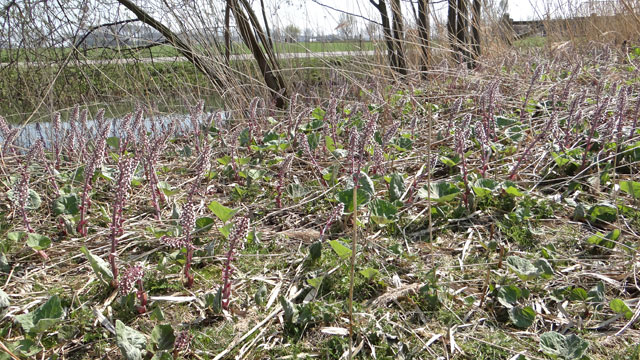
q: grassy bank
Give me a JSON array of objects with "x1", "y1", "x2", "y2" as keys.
[{"x1": 1, "y1": 41, "x2": 640, "y2": 359}]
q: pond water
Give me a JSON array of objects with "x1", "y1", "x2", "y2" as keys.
[{"x1": 1, "y1": 99, "x2": 225, "y2": 149}]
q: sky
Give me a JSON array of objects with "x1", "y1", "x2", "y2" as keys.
[{"x1": 266, "y1": 0, "x2": 591, "y2": 36}]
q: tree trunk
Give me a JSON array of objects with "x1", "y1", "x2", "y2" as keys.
[
  {"x1": 259, "y1": 0, "x2": 274, "y2": 49},
  {"x1": 390, "y1": 0, "x2": 407, "y2": 75},
  {"x1": 447, "y1": 0, "x2": 460, "y2": 63},
  {"x1": 470, "y1": 0, "x2": 481, "y2": 66},
  {"x1": 370, "y1": 0, "x2": 407, "y2": 75},
  {"x1": 116, "y1": 0, "x2": 223, "y2": 87},
  {"x1": 416, "y1": 0, "x2": 430, "y2": 76},
  {"x1": 456, "y1": 0, "x2": 470, "y2": 65},
  {"x1": 370, "y1": 0, "x2": 397, "y2": 70},
  {"x1": 224, "y1": 0, "x2": 231, "y2": 65},
  {"x1": 230, "y1": 0, "x2": 287, "y2": 108}
]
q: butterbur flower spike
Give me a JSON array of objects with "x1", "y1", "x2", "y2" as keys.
[
  {"x1": 119, "y1": 264, "x2": 147, "y2": 313},
  {"x1": 174, "y1": 331, "x2": 191, "y2": 353},
  {"x1": 221, "y1": 217, "x2": 250, "y2": 310},
  {"x1": 118, "y1": 264, "x2": 144, "y2": 296},
  {"x1": 321, "y1": 203, "x2": 344, "y2": 241}
]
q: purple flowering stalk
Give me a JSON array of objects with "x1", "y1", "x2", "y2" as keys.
[
  {"x1": 627, "y1": 93, "x2": 640, "y2": 142},
  {"x1": 275, "y1": 155, "x2": 293, "y2": 208},
  {"x1": 108, "y1": 157, "x2": 138, "y2": 285},
  {"x1": 455, "y1": 114, "x2": 471, "y2": 208},
  {"x1": 520, "y1": 65, "x2": 544, "y2": 124},
  {"x1": 12, "y1": 145, "x2": 48, "y2": 260},
  {"x1": 51, "y1": 112, "x2": 61, "y2": 169},
  {"x1": 118, "y1": 264, "x2": 147, "y2": 314},
  {"x1": 297, "y1": 133, "x2": 328, "y2": 187},
  {"x1": 405, "y1": 157, "x2": 438, "y2": 204},
  {"x1": 320, "y1": 203, "x2": 344, "y2": 241},
  {"x1": 562, "y1": 94, "x2": 585, "y2": 149},
  {"x1": 163, "y1": 144, "x2": 211, "y2": 288},
  {"x1": 509, "y1": 90, "x2": 559, "y2": 180},
  {"x1": 220, "y1": 217, "x2": 250, "y2": 310},
  {"x1": 140, "y1": 124, "x2": 174, "y2": 219},
  {"x1": 578, "y1": 96, "x2": 610, "y2": 172},
  {"x1": 190, "y1": 101, "x2": 205, "y2": 154},
  {"x1": 77, "y1": 110, "x2": 110, "y2": 236},
  {"x1": 613, "y1": 86, "x2": 629, "y2": 162},
  {"x1": 173, "y1": 331, "x2": 191, "y2": 357},
  {"x1": 29, "y1": 140, "x2": 60, "y2": 196},
  {"x1": 446, "y1": 98, "x2": 463, "y2": 135},
  {"x1": 247, "y1": 97, "x2": 264, "y2": 150},
  {"x1": 228, "y1": 127, "x2": 241, "y2": 181},
  {"x1": 476, "y1": 124, "x2": 491, "y2": 177},
  {"x1": 0, "y1": 115, "x2": 19, "y2": 154},
  {"x1": 65, "y1": 105, "x2": 79, "y2": 159}
]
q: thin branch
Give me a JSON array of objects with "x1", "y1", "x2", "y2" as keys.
[
  {"x1": 74, "y1": 19, "x2": 140, "y2": 49},
  {"x1": 311, "y1": 0, "x2": 382, "y2": 26}
]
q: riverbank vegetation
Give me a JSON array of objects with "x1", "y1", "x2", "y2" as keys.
[{"x1": 1, "y1": 1, "x2": 640, "y2": 359}]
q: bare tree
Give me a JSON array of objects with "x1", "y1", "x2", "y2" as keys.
[
  {"x1": 414, "y1": 0, "x2": 431, "y2": 75},
  {"x1": 336, "y1": 13, "x2": 357, "y2": 40},
  {"x1": 370, "y1": 0, "x2": 407, "y2": 75},
  {"x1": 284, "y1": 24, "x2": 300, "y2": 42},
  {"x1": 448, "y1": 0, "x2": 481, "y2": 68}
]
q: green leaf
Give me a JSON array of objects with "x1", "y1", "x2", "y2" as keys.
[
  {"x1": 417, "y1": 182, "x2": 461, "y2": 203},
  {"x1": 26, "y1": 233, "x2": 51, "y2": 251},
  {"x1": 106, "y1": 137, "x2": 120, "y2": 149},
  {"x1": 149, "y1": 324, "x2": 175, "y2": 352},
  {"x1": 27, "y1": 189, "x2": 42, "y2": 210},
  {"x1": 497, "y1": 285, "x2": 522, "y2": 308},
  {"x1": 149, "y1": 307, "x2": 164, "y2": 321},
  {"x1": 309, "y1": 241, "x2": 322, "y2": 260},
  {"x1": 14, "y1": 339, "x2": 40, "y2": 357},
  {"x1": 311, "y1": 107, "x2": 325, "y2": 121},
  {"x1": 534, "y1": 258, "x2": 554, "y2": 279},
  {"x1": 80, "y1": 247, "x2": 114, "y2": 285},
  {"x1": 337, "y1": 188, "x2": 371, "y2": 212},
  {"x1": 508, "y1": 306, "x2": 536, "y2": 329},
  {"x1": 388, "y1": 173, "x2": 405, "y2": 202},
  {"x1": 195, "y1": 217, "x2": 215, "y2": 232},
  {"x1": 219, "y1": 223, "x2": 233, "y2": 238},
  {"x1": 587, "y1": 203, "x2": 617, "y2": 224},
  {"x1": 7, "y1": 231, "x2": 26, "y2": 242},
  {"x1": 506, "y1": 256, "x2": 540, "y2": 280},
  {"x1": 569, "y1": 288, "x2": 588, "y2": 301},
  {"x1": 116, "y1": 320, "x2": 147, "y2": 360},
  {"x1": 586, "y1": 229, "x2": 620, "y2": 249},
  {"x1": 619, "y1": 181, "x2": 640, "y2": 198},
  {"x1": 15, "y1": 296, "x2": 64, "y2": 334},
  {"x1": 328, "y1": 240, "x2": 352, "y2": 259},
  {"x1": 439, "y1": 155, "x2": 460, "y2": 167},
  {"x1": 356, "y1": 172, "x2": 375, "y2": 195},
  {"x1": 52, "y1": 193, "x2": 79, "y2": 216},
  {"x1": 286, "y1": 183, "x2": 309, "y2": 199},
  {"x1": 157, "y1": 181, "x2": 179, "y2": 196},
  {"x1": 587, "y1": 282, "x2": 605, "y2": 304},
  {"x1": 280, "y1": 296, "x2": 298, "y2": 324},
  {"x1": 207, "y1": 201, "x2": 238, "y2": 223},
  {"x1": 370, "y1": 198, "x2": 397, "y2": 224},
  {"x1": 610, "y1": 298, "x2": 633, "y2": 320},
  {"x1": 254, "y1": 284, "x2": 268, "y2": 306},
  {"x1": 472, "y1": 178, "x2": 498, "y2": 197},
  {"x1": 359, "y1": 267, "x2": 379, "y2": 280},
  {"x1": 204, "y1": 288, "x2": 223, "y2": 314},
  {"x1": 0, "y1": 289, "x2": 9, "y2": 317},
  {"x1": 539, "y1": 331, "x2": 589, "y2": 360},
  {"x1": 307, "y1": 276, "x2": 324, "y2": 290}
]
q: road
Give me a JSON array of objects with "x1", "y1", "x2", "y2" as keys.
[{"x1": 0, "y1": 50, "x2": 376, "y2": 68}]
